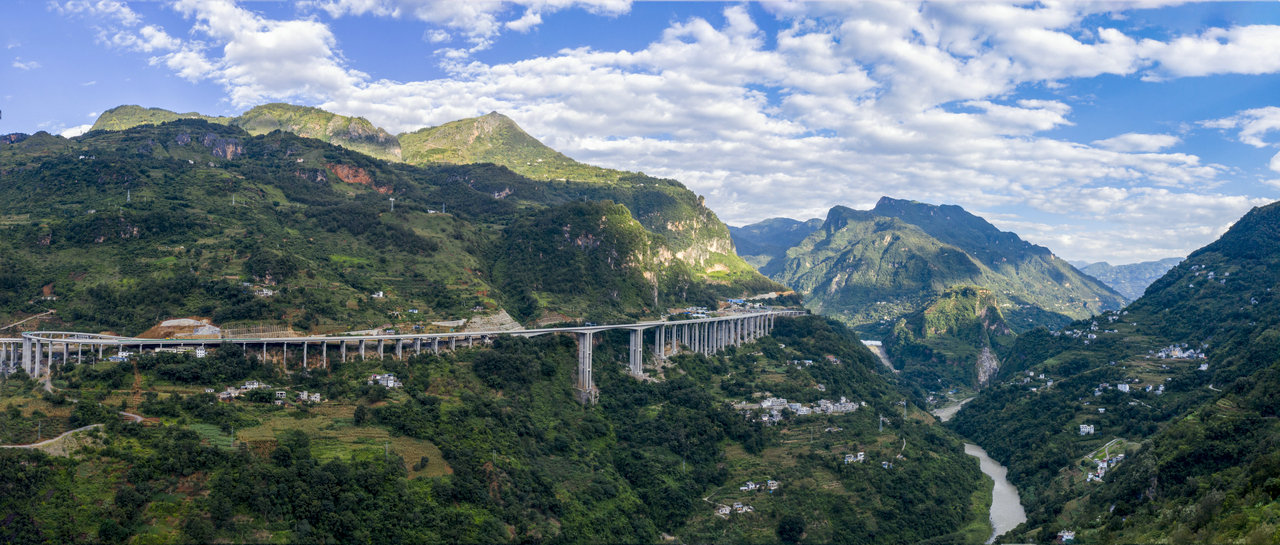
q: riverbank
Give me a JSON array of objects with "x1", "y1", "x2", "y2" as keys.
[
  {"x1": 931, "y1": 396, "x2": 973, "y2": 422},
  {"x1": 965, "y1": 442, "x2": 1027, "y2": 544},
  {"x1": 932, "y1": 398, "x2": 1026, "y2": 544}
]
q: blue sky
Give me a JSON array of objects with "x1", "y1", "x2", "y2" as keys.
[{"x1": 6, "y1": 1, "x2": 1280, "y2": 264}]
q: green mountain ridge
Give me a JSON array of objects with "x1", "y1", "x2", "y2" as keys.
[
  {"x1": 0, "y1": 118, "x2": 773, "y2": 334},
  {"x1": 1075, "y1": 257, "x2": 1184, "y2": 301},
  {"x1": 88, "y1": 104, "x2": 760, "y2": 289},
  {"x1": 756, "y1": 198, "x2": 1125, "y2": 332},
  {"x1": 728, "y1": 217, "x2": 823, "y2": 270},
  {"x1": 886, "y1": 286, "x2": 1016, "y2": 390},
  {"x1": 951, "y1": 199, "x2": 1280, "y2": 543}
]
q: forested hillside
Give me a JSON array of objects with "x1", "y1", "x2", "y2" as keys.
[
  {"x1": 88, "y1": 104, "x2": 761, "y2": 291},
  {"x1": 950, "y1": 200, "x2": 1280, "y2": 543},
  {"x1": 0, "y1": 118, "x2": 776, "y2": 334},
  {"x1": 731, "y1": 198, "x2": 1123, "y2": 394},
  {"x1": 0, "y1": 316, "x2": 989, "y2": 544}
]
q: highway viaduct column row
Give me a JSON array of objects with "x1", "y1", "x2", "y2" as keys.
[
  {"x1": 572, "y1": 311, "x2": 793, "y2": 404},
  {"x1": 14, "y1": 311, "x2": 796, "y2": 405}
]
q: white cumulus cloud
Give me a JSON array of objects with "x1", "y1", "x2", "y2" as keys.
[
  {"x1": 1092, "y1": 133, "x2": 1182, "y2": 153},
  {"x1": 47, "y1": 0, "x2": 1280, "y2": 263},
  {"x1": 59, "y1": 124, "x2": 92, "y2": 138}
]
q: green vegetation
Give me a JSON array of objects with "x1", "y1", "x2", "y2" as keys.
[
  {"x1": 0, "y1": 114, "x2": 775, "y2": 334},
  {"x1": 731, "y1": 197, "x2": 1125, "y2": 398},
  {"x1": 885, "y1": 286, "x2": 1016, "y2": 391},
  {"x1": 762, "y1": 199, "x2": 1124, "y2": 333},
  {"x1": 951, "y1": 200, "x2": 1280, "y2": 543},
  {"x1": 1, "y1": 316, "x2": 988, "y2": 544},
  {"x1": 83, "y1": 104, "x2": 772, "y2": 303}
]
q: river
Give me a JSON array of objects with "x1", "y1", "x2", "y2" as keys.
[{"x1": 932, "y1": 400, "x2": 1027, "y2": 544}]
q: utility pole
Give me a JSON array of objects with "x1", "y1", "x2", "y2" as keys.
[{"x1": 389, "y1": 197, "x2": 395, "y2": 212}]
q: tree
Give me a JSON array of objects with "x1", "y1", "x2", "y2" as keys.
[
  {"x1": 354, "y1": 405, "x2": 370, "y2": 426},
  {"x1": 181, "y1": 516, "x2": 214, "y2": 544},
  {"x1": 778, "y1": 514, "x2": 805, "y2": 544}
]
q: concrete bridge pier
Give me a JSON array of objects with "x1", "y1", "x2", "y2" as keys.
[
  {"x1": 576, "y1": 331, "x2": 598, "y2": 404},
  {"x1": 653, "y1": 326, "x2": 665, "y2": 359},
  {"x1": 628, "y1": 329, "x2": 644, "y2": 378}
]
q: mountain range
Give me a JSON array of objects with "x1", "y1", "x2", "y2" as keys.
[
  {"x1": 0, "y1": 103, "x2": 996, "y2": 545},
  {"x1": 1073, "y1": 258, "x2": 1185, "y2": 301},
  {"x1": 730, "y1": 198, "x2": 1125, "y2": 391},
  {"x1": 733, "y1": 198, "x2": 1125, "y2": 332},
  {"x1": 1, "y1": 105, "x2": 777, "y2": 335},
  {"x1": 951, "y1": 200, "x2": 1280, "y2": 543}
]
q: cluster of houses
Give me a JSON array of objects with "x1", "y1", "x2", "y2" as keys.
[
  {"x1": 739, "y1": 480, "x2": 780, "y2": 492},
  {"x1": 749, "y1": 396, "x2": 862, "y2": 424},
  {"x1": 1093, "y1": 379, "x2": 1164, "y2": 397},
  {"x1": 671, "y1": 306, "x2": 711, "y2": 318},
  {"x1": 1151, "y1": 344, "x2": 1206, "y2": 360},
  {"x1": 1079, "y1": 424, "x2": 1095, "y2": 435},
  {"x1": 369, "y1": 373, "x2": 403, "y2": 388},
  {"x1": 844, "y1": 452, "x2": 866, "y2": 464},
  {"x1": 217, "y1": 380, "x2": 270, "y2": 400},
  {"x1": 215, "y1": 380, "x2": 322, "y2": 405},
  {"x1": 241, "y1": 282, "x2": 276, "y2": 298},
  {"x1": 1012, "y1": 370, "x2": 1055, "y2": 392},
  {"x1": 785, "y1": 355, "x2": 843, "y2": 369},
  {"x1": 714, "y1": 503, "x2": 755, "y2": 517},
  {"x1": 1190, "y1": 265, "x2": 1229, "y2": 286},
  {"x1": 1085, "y1": 453, "x2": 1125, "y2": 483}
]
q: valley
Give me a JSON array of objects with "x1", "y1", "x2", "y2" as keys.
[
  {"x1": 0, "y1": 106, "x2": 989, "y2": 544},
  {"x1": 2, "y1": 101, "x2": 1278, "y2": 545}
]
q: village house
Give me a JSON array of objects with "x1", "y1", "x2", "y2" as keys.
[{"x1": 369, "y1": 373, "x2": 402, "y2": 388}]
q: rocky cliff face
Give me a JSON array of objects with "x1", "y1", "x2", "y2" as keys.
[{"x1": 976, "y1": 346, "x2": 999, "y2": 386}]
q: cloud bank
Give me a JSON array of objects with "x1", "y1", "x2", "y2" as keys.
[{"x1": 50, "y1": 0, "x2": 1280, "y2": 263}]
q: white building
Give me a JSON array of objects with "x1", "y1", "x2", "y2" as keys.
[{"x1": 369, "y1": 373, "x2": 402, "y2": 388}]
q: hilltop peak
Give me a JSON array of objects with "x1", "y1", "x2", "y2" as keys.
[{"x1": 398, "y1": 111, "x2": 574, "y2": 171}]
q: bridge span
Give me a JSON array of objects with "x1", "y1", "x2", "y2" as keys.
[{"x1": 0, "y1": 310, "x2": 804, "y2": 403}]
